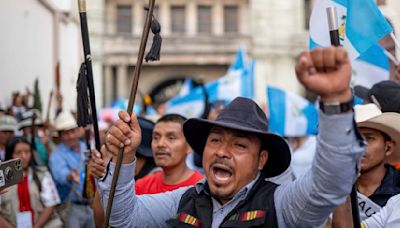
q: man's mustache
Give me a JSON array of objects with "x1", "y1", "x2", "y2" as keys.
[{"x1": 209, "y1": 158, "x2": 234, "y2": 172}]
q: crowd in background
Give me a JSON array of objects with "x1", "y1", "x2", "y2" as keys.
[{"x1": 0, "y1": 76, "x2": 399, "y2": 227}]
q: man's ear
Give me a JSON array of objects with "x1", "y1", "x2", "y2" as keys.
[
  {"x1": 186, "y1": 144, "x2": 193, "y2": 154},
  {"x1": 385, "y1": 141, "x2": 395, "y2": 157},
  {"x1": 258, "y1": 150, "x2": 269, "y2": 171}
]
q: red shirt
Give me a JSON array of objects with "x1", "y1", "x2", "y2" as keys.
[
  {"x1": 135, "y1": 171, "x2": 204, "y2": 195},
  {"x1": 17, "y1": 176, "x2": 34, "y2": 223},
  {"x1": 394, "y1": 162, "x2": 400, "y2": 171}
]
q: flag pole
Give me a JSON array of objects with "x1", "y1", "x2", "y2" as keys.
[
  {"x1": 383, "y1": 49, "x2": 399, "y2": 66},
  {"x1": 327, "y1": 7, "x2": 361, "y2": 228},
  {"x1": 390, "y1": 32, "x2": 400, "y2": 52},
  {"x1": 326, "y1": 7, "x2": 340, "y2": 47},
  {"x1": 104, "y1": 0, "x2": 157, "y2": 226}
]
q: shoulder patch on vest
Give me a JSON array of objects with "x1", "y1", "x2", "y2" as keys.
[
  {"x1": 229, "y1": 210, "x2": 266, "y2": 221},
  {"x1": 175, "y1": 212, "x2": 201, "y2": 228}
]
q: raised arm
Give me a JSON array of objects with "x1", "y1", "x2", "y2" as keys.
[
  {"x1": 274, "y1": 47, "x2": 366, "y2": 227},
  {"x1": 96, "y1": 112, "x2": 187, "y2": 227}
]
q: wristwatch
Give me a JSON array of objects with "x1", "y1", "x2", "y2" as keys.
[{"x1": 319, "y1": 96, "x2": 354, "y2": 115}]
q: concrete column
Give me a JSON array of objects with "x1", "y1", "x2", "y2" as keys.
[
  {"x1": 159, "y1": 1, "x2": 170, "y2": 36},
  {"x1": 106, "y1": 2, "x2": 116, "y2": 35},
  {"x1": 213, "y1": 0, "x2": 223, "y2": 36},
  {"x1": 186, "y1": 0, "x2": 197, "y2": 36},
  {"x1": 104, "y1": 65, "x2": 113, "y2": 106},
  {"x1": 239, "y1": 1, "x2": 249, "y2": 35},
  {"x1": 133, "y1": 1, "x2": 143, "y2": 36},
  {"x1": 116, "y1": 65, "x2": 128, "y2": 98},
  {"x1": 251, "y1": 0, "x2": 306, "y2": 104}
]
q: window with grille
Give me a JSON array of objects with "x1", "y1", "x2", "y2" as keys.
[
  {"x1": 224, "y1": 5, "x2": 239, "y2": 33},
  {"x1": 198, "y1": 5, "x2": 212, "y2": 34},
  {"x1": 376, "y1": 0, "x2": 386, "y2": 6},
  {"x1": 171, "y1": 6, "x2": 186, "y2": 33},
  {"x1": 116, "y1": 5, "x2": 132, "y2": 33}
]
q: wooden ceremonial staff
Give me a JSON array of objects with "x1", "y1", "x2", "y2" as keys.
[
  {"x1": 45, "y1": 90, "x2": 53, "y2": 127},
  {"x1": 31, "y1": 112, "x2": 37, "y2": 154},
  {"x1": 77, "y1": 0, "x2": 101, "y2": 151},
  {"x1": 104, "y1": 0, "x2": 157, "y2": 226},
  {"x1": 327, "y1": 7, "x2": 361, "y2": 228}
]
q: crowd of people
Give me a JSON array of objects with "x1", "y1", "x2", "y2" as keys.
[{"x1": 0, "y1": 47, "x2": 399, "y2": 228}]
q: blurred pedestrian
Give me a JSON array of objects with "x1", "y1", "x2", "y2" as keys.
[
  {"x1": 0, "y1": 136, "x2": 62, "y2": 228},
  {"x1": 0, "y1": 115, "x2": 18, "y2": 161},
  {"x1": 49, "y1": 112, "x2": 94, "y2": 228}
]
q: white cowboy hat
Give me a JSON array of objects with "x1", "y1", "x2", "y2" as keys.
[
  {"x1": 55, "y1": 111, "x2": 78, "y2": 131},
  {"x1": 355, "y1": 103, "x2": 400, "y2": 155},
  {"x1": 18, "y1": 109, "x2": 44, "y2": 130},
  {"x1": 0, "y1": 115, "x2": 18, "y2": 132}
]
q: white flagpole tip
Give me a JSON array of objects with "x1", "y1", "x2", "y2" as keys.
[
  {"x1": 383, "y1": 49, "x2": 399, "y2": 66},
  {"x1": 390, "y1": 32, "x2": 400, "y2": 52}
]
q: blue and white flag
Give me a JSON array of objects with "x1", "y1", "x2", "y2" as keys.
[
  {"x1": 351, "y1": 44, "x2": 390, "y2": 88},
  {"x1": 267, "y1": 86, "x2": 318, "y2": 137},
  {"x1": 166, "y1": 47, "x2": 254, "y2": 118},
  {"x1": 109, "y1": 98, "x2": 142, "y2": 114},
  {"x1": 177, "y1": 78, "x2": 194, "y2": 97},
  {"x1": 228, "y1": 45, "x2": 246, "y2": 72},
  {"x1": 165, "y1": 89, "x2": 206, "y2": 118},
  {"x1": 310, "y1": 0, "x2": 392, "y2": 60}
]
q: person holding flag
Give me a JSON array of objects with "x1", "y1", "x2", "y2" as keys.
[{"x1": 331, "y1": 103, "x2": 400, "y2": 225}]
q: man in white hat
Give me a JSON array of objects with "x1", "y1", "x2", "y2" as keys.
[
  {"x1": 49, "y1": 111, "x2": 95, "y2": 228},
  {"x1": 332, "y1": 103, "x2": 400, "y2": 225},
  {"x1": 0, "y1": 115, "x2": 17, "y2": 160}
]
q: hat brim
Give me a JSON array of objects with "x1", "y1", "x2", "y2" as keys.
[
  {"x1": 357, "y1": 112, "x2": 400, "y2": 155},
  {"x1": 137, "y1": 147, "x2": 153, "y2": 158},
  {"x1": 18, "y1": 119, "x2": 44, "y2": 130},
  {"x1": 183, "y1": 118, "x2": 291, "y2": 177},
  {"x1": 354, "y1": 85, "x2": 369, "y2": 101}
]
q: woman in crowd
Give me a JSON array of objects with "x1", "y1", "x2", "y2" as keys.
[{"x1": 0, "y1": 136, "x2": 63, "y2": 228}]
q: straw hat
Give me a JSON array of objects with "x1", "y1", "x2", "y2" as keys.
[
  {"x1": 355, "y1": 103, "x2": 400, "y2": 155},
  {"x1": 0, "y1": 115, "x2": 18, "y2": 132},
  {"x1": 18, "y1": 109, "x2": 43, "y2": 129},
  {"x1": 54, "y1": 112, "x2": 78, "y2": 131}
]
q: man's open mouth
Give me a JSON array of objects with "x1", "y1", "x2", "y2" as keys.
[{"x1": 212, "y1": 164, "x2": 233, "y2": 184}]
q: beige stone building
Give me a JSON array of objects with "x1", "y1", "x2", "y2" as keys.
[
  {"x1": 99, "y1": 0, "x2": 400, "y2": 108},
  {"x1": 250, "y1": 0, "x2": 309, "y2": 104},
  {"x1": 102, "y1": 0, "x2": 251, "y2": 107}
]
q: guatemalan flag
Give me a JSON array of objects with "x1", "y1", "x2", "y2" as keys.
[
  {"x1": 177, "y1": 78, "x2": 194, "y2": 97},
  {"x1": 351, "y1": 44, "x2": 390, "y2": 88},
  {"x1": 166, "y1": 47, "x2": 254, "y2": 118},
  {"x1": 309, "y1": 0, "x2": 392, "y2": 60},
  {"x1": 267, "y1": 86, "x2": 318, "y2": 137}
]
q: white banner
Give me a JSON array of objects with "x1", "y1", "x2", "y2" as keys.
[{"x1": 357, "y1": 192, "x2": 382, "y2": 221}]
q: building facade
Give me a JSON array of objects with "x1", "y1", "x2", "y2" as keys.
[
  {"x1": 102, "y1": 0, "x2": 251, "y2": 107},
  {"x1": 101, "y1": 0, "x2": 399, "y2": 109},
  {"x1": 251, "y1": 0, "x2": 309, "y2": 105},
  {"x1": 0, "y1": 0, "x2": 81, "y2": 119}
]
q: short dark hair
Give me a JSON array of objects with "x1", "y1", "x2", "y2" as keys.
[
  {"x1": 379, "y1": 130, "x2": 392, "y2": 142},
  {"x1": 5, "y1": 136, "x2": 31, "y2": 161},
  {"x1": 156, "y1": 114, "x2": 187, "y2": 125},
  {"x1": 5, "y1": 136, "x2": 43, "y2": 191}
]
